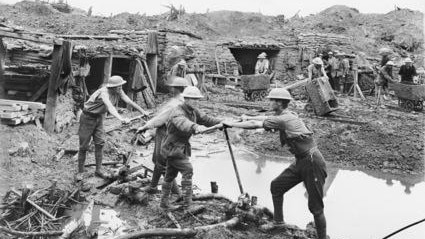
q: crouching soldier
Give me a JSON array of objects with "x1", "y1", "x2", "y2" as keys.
[
  {"x1": 223, "y1": 88, "x2": 328, "y2": 239},
  {"x1": 136, "y1": 77, "x2": 189, "y2": 197},
  {"x1": 160, "y1": 86, "x2": 222, "y2": 210},
  {"x1": 78, "y1": 75, "x2": 148, "y2": 178}
]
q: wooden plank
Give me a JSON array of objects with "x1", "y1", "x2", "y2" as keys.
[
  {"x1": 1, "y1": 117, "x2": 21, "y2": 125},
  {"x1": 56, "y1": 34, "x2": 121, "y2": 40},
  {"x1": 141, "y1": 59, "x2": 156, "y2": 95},
  {"x1": 0, "y1": 110, "x2": 30, "y2": 119},
  {"x1": 0, "y1": 30, "x2": 61, "y2": 45},
  {"x1": 0, "y1": 105, "x2": 23, "y2": 111},
  {"x1": 146, "y1": 31, "x2": 158, "y2": 54},
  {"x1": 43, "y1": 43, "x2": 65, "y2": 133},
  {"x1": 103, "y1": 53, "x2": 113, "y2": 86},
  {"x1": 29, "y1": 80, "x2": 49, "y2": 101},
  {"x1": 0, "y1": 99, "x2": 45, "y2": 110}
]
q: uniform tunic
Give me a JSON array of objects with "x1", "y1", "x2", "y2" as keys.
[
  {"x1": 78, "y1": 87, "x2": 120, "y2": 150},
  {"x1": 161, "y1": 104, "x2": 221, "y2": 182},
  {"x1": 263, "y1": 110, "x2": 327, "y2": 216}
]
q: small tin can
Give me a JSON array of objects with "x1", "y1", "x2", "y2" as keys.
[{"x1": 210, "y1": 181, "x2": 218, "y2": 193}]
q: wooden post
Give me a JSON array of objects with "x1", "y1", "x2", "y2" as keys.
[
  {"x1": 127, "y1": 59, "x2": 136, "y2": 110},
  {"x1": 146, "y1": 54, "x2": 158, "y2": 93},
  {"x1": 102, "y1": 53, "x2": 113, "y2": 86},
  {"x1": 0, "y1": 37, "x2": 6, "y2": 99},
  {"x1": 214, "y1": 46, "x2": 221, "y2": 75},
  {"x1": 43, "y1": 43, "x2": 65, "y2": 133}
]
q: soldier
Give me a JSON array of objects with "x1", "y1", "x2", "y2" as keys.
[
  {"x1": 159, "y1": 86, "x2": 222, "y2": 210},
  {"x1": 77, "y1": 76, "x2": 148, "y2": 178},
  {"x1": 307, "y1": 57, "x2": 328, "y2": 80},
  {"x1": 255, "y1": 52, "x2": 270, "y2": 75},
  {"x1": 136, "y1": 77, "x2": 189, "y2": 197},
  {"x1": 399, "y1": 58, "x2": 417, "y2": 84},
  {"x1": 376, "y1": 61, "x2": 395, "y2": 103},
  {"x1": 223, "y1": 88, "x2": 328, "y2": 239}
]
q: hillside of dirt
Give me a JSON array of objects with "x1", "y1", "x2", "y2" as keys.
[{"x1": 0, "y1": 2, "x2": 423, "y2": 61}]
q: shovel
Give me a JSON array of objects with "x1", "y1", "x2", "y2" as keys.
[{"x1": 223, "y1": 127, "x2": 251, "y2": 208}]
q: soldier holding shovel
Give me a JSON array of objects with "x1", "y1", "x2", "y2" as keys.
[{"x1": 223, "y1": 88, "x2": 328, "y2": 239}]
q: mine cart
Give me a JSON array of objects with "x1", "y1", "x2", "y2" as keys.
[
  {"x1": 240, "y1": 74, "x2": 270, "y2": 101},
  {"x1": 389, "y1": 82, "x2": 425, "y2": 111},
  {"x1": 305, "y1": 77, "x2": 339, "y2": 116}
]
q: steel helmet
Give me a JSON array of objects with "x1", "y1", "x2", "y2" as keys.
[
  {"x1": 167, "y1": 76, "x2": 189, "y2": 87},
  {"x1": 181, "y1": 86, "x2": 204, "y2": 99},
  {"x1": 404, "y1": 58, "x2": 413, "y2": 63},
  {"x1": 106, "y1": 75, "x2": 126, "y2": 88},
  {"x1": 312, "y1": 57, "x2": 323, "y2": 65},
  {"x1": 386, "y1": 61, "x2": 395, "y2": 66},
  {"x1": 266, "y1": 88, "x2": 293, "y2": 100}
]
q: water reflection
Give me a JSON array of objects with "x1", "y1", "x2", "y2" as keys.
[{"x1": 191, "y1": 151, "x2": 425, "y2": 239}]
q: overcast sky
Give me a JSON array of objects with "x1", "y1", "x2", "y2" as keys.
[{"x1": 0, "y1": 0, "x2": 424, "y2": 16}]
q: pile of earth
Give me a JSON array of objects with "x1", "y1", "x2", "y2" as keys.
[{"x1": 0, "y1": 2, "x2": 422, "y2": 64}]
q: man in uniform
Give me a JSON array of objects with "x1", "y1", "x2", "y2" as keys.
[
  {"x1": 327, "y1": 52, "x2": 339, "y2": 90},
  {"x1": 376, "y1": 61, "x2": 396, "y2": 103},
  {"x1": 255, "y1": 52, "x2": 270, "y2": 75},
  {"x1": 136, "y1": 77, "x2": 189, "y2": 197},
  {"x1": 223, "y1": 88, "x2": 328, "y2": 239},
  {"x1": 78, "y1": 75, "x2": 148, "y2": 178},
  {"x1": 307, "y1": 57, "x2": 328, "y2": 80},
  {"x1": 160, "y1": 86, "x2": 222, "y2": 210},
  {"x1": 399, "y1": 58, "x2": 417, "y2": 84}
]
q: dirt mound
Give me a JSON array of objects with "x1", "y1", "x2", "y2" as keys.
[{"x1": 14, "y1": 0, "x2": 59, "y2": 16}]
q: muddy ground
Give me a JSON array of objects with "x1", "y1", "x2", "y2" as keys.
[{"x1": 1, "y1": 84, "x2": 423, "y2": 238}]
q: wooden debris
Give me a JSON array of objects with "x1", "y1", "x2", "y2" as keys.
[
  {"x1": 52, "y1": 149, "x2": 65, "y2": 161},
  {"x1": 0, "y1": 226, "x2": 63, "y2": 237},
  {"x1": 166, "y1": 212, "x2": 181, "y2": 229},
  {"x1": 193, "y1": 193, "x2": 234, "y2": 203},
  {"x1": 113, "y1": 228, "x2": 197, "y2": 239},
  {"x1": 10, "y1": 188, "x2": 56, "y2": 220}
]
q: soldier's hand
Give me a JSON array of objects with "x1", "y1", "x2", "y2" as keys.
[
  {"x1": 222, "y1": 120, "x2": 233, "y2": 128},
  {"x1": 136, "y1": 125, "x2": 148, "y2": 134},
  {"x1": 195, "y1": 125, "x2": 208, "y2": 134},
  {"x1": 121, "y1": 118, "x2": 131, "y2": 125}
]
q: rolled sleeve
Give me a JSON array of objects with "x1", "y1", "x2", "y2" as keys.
[{"x1": 263, "y1": 116, "x2": 285, "y2": 131}]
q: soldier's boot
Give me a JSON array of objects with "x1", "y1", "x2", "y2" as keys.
[
  {"x1": 171, "y1": 179, "x2": 183, "y2": 202},
  {"x1": 160, "y1": 181, "x2": 180, "y2": 211},
  {"x1": 181, "y1": 179, "x2": 194, "y2": 210},
  {"x1": 94, "y1": 145, "x2": 108, "y2": 179},
  {"x1": 259, "y1": 196, "x2": 285, "y2": 231},
  {"x1": 314, "y1": 212, "x2": 327, "y2": 239},
  {"x1": 77, "y1": 150, "x2": 87, "y2": 174},
  {"x1": 141, "y1": 165, "x2": 162, "y2": 194}
]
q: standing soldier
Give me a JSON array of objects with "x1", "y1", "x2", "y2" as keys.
[
  {"x1": 160, "y1": 86, "x2": 222, "y2": 210},
  {"x1": 136, "y1": 77, "x2": 189, "y2": 197},
  {"x1": 327, "y1": 52, "x2": 339, "y2": 90},
  {"x1": 376, "y1": 61, "x2": 395, "y2": 103},
  {"x1": 223, "y1": 88, "x2": 328, "y2": 239},
  {"x1": 77, "y1": 76, "x2": 148, "y2": 178}
]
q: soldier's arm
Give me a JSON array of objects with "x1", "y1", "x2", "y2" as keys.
[
  {"x1": 119, "y1": 89, "x2": 148, "y2": 115},
  {"x1": 196, "y1": 110, "x2": 222, "y2": 127},
  {"x1": 100, "y1": 91, "x2": 124, "y2": 121}
]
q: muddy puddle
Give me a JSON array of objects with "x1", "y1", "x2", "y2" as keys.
[{"x1": 190, "y1": 151, "x2": 425, "y2": 239}]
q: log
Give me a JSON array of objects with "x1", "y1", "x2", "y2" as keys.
[
  {"x1": 141, "y1": 60, "x2": 156, "y2": 94},
  {"x1": 0, "y1": 29, "x2": 61, "y2": 45},
  {"x1": 113, "y1": 228, "x2": 197, "y2": 239},
  {"x1": 195, "y1": 217, "x2": 239, "y2": 231},
  {"x1": 43, "y1": 43, "x2": 65, "y2": 133},
  {"x1": 103, "y1": 53, "x2": 113, "y2": 86},
  {"x1": 193, "y1": 194, "x2": 233, "y2": 203},
  {"x1": 0, "y1": 99, "x2": 45, "y2": 110},
  {"x1": 56, "y1": 35, "x2": 121, "y2": 40},
  {"x1": 0, "y1": 226, "x2": 63, "y2": 237},
  {"x1": 10, "y1": 188, "x2": 56, "y2": 220},
  {"x1": 84, "y1": 161, "x2": 122, "y2": 167}
]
